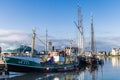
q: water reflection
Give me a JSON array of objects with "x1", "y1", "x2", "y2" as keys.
[
  {"x1": 0, "y1": 59, "x2": 105, "y2": 80},
  {"x1": 3, "y1": 57, "x2": 120, "y2": 80},
  {"x1": 86, "y1": 65, "x2": 98, "y2": 80},
  {"x1": 5, "y1": 72, "x2": 80, "y2": 80},
  {"x1": 1, "y1": 64, "x2": 102, "y2": 80},
  {"x1": 110, "y1": 56, "x2": 120, "y2": 67}
]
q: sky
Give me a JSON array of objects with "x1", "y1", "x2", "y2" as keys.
[{"x1": 0, "y1": 0, "x2": 120, "y2": 51}]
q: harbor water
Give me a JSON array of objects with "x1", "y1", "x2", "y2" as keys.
[{"x1": 1, "y1": 56, "x2": 120, "y2": 80}]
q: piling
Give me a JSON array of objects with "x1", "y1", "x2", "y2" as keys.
[{"x1": 0, "y1": 58, "x2": 9, "y2": 75}]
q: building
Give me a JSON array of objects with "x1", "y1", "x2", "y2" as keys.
[{"x1": 110, "y1": 48, "x2": 120, "y2": 56}]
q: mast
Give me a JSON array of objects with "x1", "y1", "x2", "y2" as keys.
[
  {"x1": 77, "y1": 5, "x2": 84, "y2": 55},
  {"x1": 31, "y1": 28, "x2": 36, "y2": 56},
  {"x1": 78, "y1": 6, "x2": 81, "y2": 55},
  {"x1": 46, "y1": 29, "x2": 48, "y2": 53},
  {"x1": 91, "y1": 15, "x2": 95, "y2": 54},
  {"x1": 69, "y1": 40, "x2": 73, "y2": 55}
]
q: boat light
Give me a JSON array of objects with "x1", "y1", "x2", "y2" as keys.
[{"x1": 46, "y1": 67, "x2": 49, "y2": 70}]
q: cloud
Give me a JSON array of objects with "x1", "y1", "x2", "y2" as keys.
[
  {"x1": 0, "y1": 29, "x2": 67, "y2": 49},
  {"x1": 0, "y1": 29, "x2": 31, "y2": 41},
  {"x1": 0, "y1": 29, "x2": 120, "y2": 52},
  {"x1": 96, "y1": 36, "x2": 120, "y2": 47},
  {"x1": 83, "y1": 36, "x2": 120, "y2": 52},
  {"x1": 90, "y1": 36, "x2": 120, "y2": 52},
  {"x1": 0, "y1": 29, "x2": 32, "y2": 49}
]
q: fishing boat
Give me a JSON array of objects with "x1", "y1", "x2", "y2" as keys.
[
  {"x1": 3, "y1": 56, "x2": 77, "y2": 72},
  {"x1": 85, "y1": 15, "x2": 104, "y2": 65},
  {"x1": 3, "y1": 29, "x2": 78, "y2": 73},
  {"x1": 74, "y1": 6, "x2": 87, "y2": 66}
]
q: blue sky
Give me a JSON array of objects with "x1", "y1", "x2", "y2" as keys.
[{"x1": 0, "y1": 0, "x2": 120, "y2": 51}]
